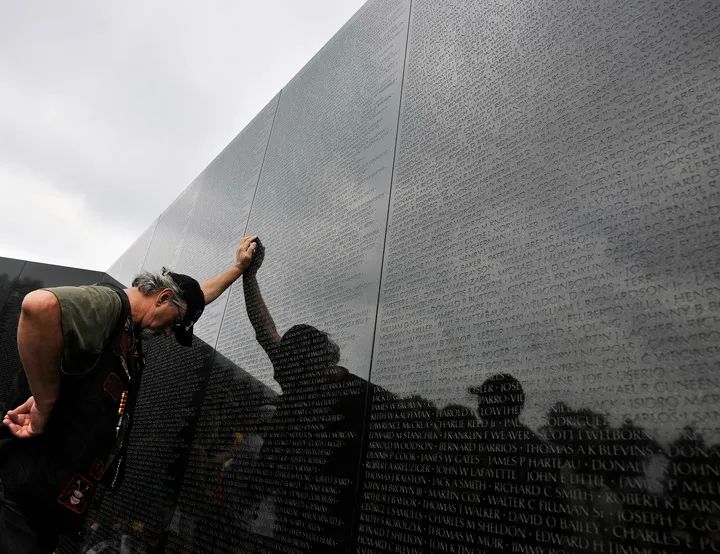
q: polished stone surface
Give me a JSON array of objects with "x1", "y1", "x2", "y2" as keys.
[
  {"x1": 357, "y1": 1, "x2": 720, "y2": 552},
  {"x1": 0, "y1": 256, "x2": 25, "y2": 311},
  {"x1": 2, "y1": 0, "x2": 718, "y2": 552}
]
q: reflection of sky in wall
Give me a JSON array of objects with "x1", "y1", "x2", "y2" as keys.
[
  {"x1": 0, "y1": 0, "x2": 366, "y2": 270},
  {"x1": 210, "y1": 0, "x2": 409, "y2": 392},
  {"x1": 366, "y1": 0, "x2": 720, "y2": 447}
]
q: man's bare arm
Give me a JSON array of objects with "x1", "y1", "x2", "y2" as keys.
[
  {"x1": 242, "y1": 239, "x2": 280, "y2": 351},
  {"x1": 200, "y1": 236, "x2": 258, "y2": 305},
  {"x1": 2, "y1": 289, "x2": 63, "y2": 438}
]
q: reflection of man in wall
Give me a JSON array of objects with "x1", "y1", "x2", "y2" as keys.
[
  {"x1": 0, "y1": 236, "x2": 258, "y2": 554},
  {"x1": 469, "y1": 373, "x2": 569, "y2": 552},
  {"x1": 242, "y1": 240, "x2": 365, "y2": 553}
]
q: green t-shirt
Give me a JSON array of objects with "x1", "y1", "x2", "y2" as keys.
[{"x1": 46, "y1": 285, "x2": 122, "y2": 358}]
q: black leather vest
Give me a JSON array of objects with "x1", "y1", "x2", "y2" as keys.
[{"x1": 0, "y1": 285, "x2": 143, "y2": 535}]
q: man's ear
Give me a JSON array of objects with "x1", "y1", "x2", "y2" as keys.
[{"x1": 156, "y1": 289, "x2": 173, "y2": 306}]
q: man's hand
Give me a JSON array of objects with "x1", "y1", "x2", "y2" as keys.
[
  {"x1": 201, "y1": 236, "x2": 261, "y2": 305},
  {"x1": 3, "y1": 396, "x2": 49, "y2": 438},
  {"x1": 243, "y1": 238, "x2": 265, "y2": 276},
  {"x1": 234, "y1": 235, "x2": 259, "y2": 274}
]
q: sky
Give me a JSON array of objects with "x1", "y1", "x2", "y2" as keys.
[{"x1": 0, "y1": 0, "x2": 366, "y2": 271}]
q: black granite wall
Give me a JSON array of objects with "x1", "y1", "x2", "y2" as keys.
[{"x1": 1, "y1": 0, "x2": 719, "y2": 552}]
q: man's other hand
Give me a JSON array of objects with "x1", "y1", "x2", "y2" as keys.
[
  {"x1": 3, "y1": 395, "x2": 49, "y2": 438},
  {"x1": 235, "y1": 235, "x2": 259, "y2": 274}
]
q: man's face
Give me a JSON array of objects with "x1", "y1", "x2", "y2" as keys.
[{"x1": 140, "y1": 290, "x2": 185, "y2": 340}]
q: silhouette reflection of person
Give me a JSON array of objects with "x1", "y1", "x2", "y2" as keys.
[
  {"x1": 467, "y1": 374, "x2": 571, "y2": 553},
  {"x1": 241, "y1": 240, "x2": 365, "y2": 553}
]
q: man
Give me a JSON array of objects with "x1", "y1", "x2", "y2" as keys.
[{"x1": 0, "y1": 235, "x2": 258, "y2": 553}]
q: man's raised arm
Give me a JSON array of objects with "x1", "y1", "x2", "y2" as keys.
[
  {"x1": 200, "y1": 235, "x2": 258, "y2": 305},
  {"x1": 242, "y1": 240, "x2": 281, "y2": 352},
  {"x1": 3, "y1": 290, "x2": 64, "y2": 438}
]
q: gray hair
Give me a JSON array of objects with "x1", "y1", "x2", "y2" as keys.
[{"x1": 131, "y1": 267, "x2": 187, "y2": 312}]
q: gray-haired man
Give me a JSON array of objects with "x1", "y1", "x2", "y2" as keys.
[{"x1": 0, "y1": 236, "x2": 258, "y2": 553}]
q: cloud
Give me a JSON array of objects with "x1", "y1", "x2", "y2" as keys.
[
  {"x1": 0, "y1": 163, "x2": 135, "y2": 269},
  {"x1": 0, "y1": 0, "x2": 366, "y2": 270}
]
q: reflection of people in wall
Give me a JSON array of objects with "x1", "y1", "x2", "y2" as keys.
[
  {"x1": 542, "y1": 403, "x2": 720, "y2": 553},
  {"x1": 0, "y1": 237, "x2": 258, "y2": 554},
  {"x1": 242, "y1": 240, "x2": 365, "y2": 553}
]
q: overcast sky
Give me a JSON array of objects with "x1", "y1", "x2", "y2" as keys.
[{"x1": 0, "y1": 0, "x2": 366, "y2": 271}]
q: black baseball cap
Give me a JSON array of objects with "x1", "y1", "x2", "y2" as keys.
[{"x1": 167, "y1": 271, "x2": 205, "y2": 347}]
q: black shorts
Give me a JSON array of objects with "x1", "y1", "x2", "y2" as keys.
[{"x1": 0, "y1": 483, "x2": 59, "y2": 554}]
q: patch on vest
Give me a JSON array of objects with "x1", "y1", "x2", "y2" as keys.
[
  {"x1": 103, "y1": 373, "x2": 124, "y2": 402},
  {"x1": 58, "y1": 474, "x2": 93, "y2": 514},
  {"x1": 90, "y1": 458, "x2": 104, "y2": 480}
]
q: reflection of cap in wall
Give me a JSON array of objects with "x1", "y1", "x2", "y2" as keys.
[
  {"x1": 167, "y1": 272, "x2": 205, "y2": 347},
  {"x1": 468, "y1": 373, "x2": 525, "y2": 419}
]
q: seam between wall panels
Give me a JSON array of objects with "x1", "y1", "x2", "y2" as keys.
[
  {"x1": 157, "y1": 91, "x2": 282, "y2": 553},
  {"x1": 139, "y1": 219, "x2": 159, "y2": 273},
  {"x1": 242, "y1": 90, "x2": 283, "y2": 241},
  {"x1": 348, "y1": 0, "x2": 414, "y2": 551},
  {"x1": 212, "y1": 87, "x2": 283, "y2": 355}
]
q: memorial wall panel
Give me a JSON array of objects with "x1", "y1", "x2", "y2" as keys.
[
  {"x1": 357, "y1": 1, "x2": 720, "y2": 553},
  {"x1": 141, "y1": 180, "x2": 202, "y2": 275},
  {"x1": 173, "y1": 94, "x2": 280, "y2": 346},
  {"x1": 168, "y1": 0, "x2": 410, "y2": 551}
]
